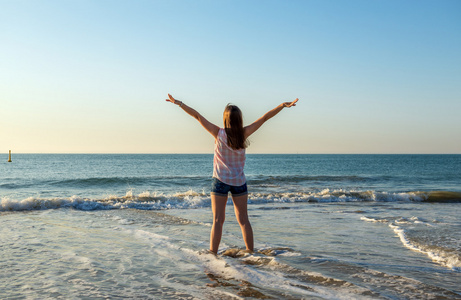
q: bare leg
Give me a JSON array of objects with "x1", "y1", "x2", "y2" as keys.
[
  {"x1": 232, "y1": 194, "x2": 254, "y2": 252},
  {"x1": 210, "y1": 194, "x2": 228, "y2": 254}
]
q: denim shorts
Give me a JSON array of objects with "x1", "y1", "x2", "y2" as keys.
[{"x1": 211, "y1": 178, "x2": 248, "y2": 197}]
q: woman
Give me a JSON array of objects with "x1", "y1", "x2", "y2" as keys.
[{"x1": 166, "y1": 94, "x2": 298, "y2": 254}]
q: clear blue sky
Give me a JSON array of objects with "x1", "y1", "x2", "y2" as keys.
[{"x1": 1, "y1": 0, "x2": 460, "y2": 153}]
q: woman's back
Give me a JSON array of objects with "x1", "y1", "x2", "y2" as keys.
[{"x1": 213, "y1": 128, "x2": 246, "y2": 186}]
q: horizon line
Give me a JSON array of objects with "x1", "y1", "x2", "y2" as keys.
[{"x1": 4, "y1": 152, "x2": 461, "y2": 155}]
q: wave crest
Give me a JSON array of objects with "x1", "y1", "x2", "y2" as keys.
[{"x1": 1, "y1": 190, "x2": 459, "y2": 212}]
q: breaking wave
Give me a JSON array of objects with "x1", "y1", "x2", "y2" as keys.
[{"x1": 1, "y1": 190, "x2": 460, "y2": 212}]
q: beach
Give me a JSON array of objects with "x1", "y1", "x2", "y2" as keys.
[{"x1": 1, "y1": 154, "x2": 460, "y2": 299}]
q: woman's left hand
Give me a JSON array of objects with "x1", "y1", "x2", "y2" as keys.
[{"x1": 282, "y1": 98, "x2": 298, "y2": 108}]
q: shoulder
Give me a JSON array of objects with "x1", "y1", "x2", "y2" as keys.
[{"x1": 216, "y1": 128, "x2": 225, "y2": 141}]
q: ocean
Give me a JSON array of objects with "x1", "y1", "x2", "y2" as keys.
[{"x1": 1, "y1": 154, "x2": 460, "y2": 299}]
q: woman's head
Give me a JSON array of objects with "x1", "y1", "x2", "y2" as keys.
[
  {"x1": 223, "y1": 105, "x2": 243, "y2": 129},
  {"x1": 223, "y1": 104, "x2": 248, "y2": 150}
]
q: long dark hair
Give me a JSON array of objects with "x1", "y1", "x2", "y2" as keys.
[{"x1": 223, "y1": 104, "x2": 248, "y2": 150}]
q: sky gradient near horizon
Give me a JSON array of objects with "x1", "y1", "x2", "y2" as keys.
[{"x1": 1, "y1": 0, "x2": 460, "y2": 154}]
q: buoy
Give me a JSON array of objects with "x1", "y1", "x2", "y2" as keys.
[{"x1": 7, "y1": 150, "x2": 12, "y2": 162}]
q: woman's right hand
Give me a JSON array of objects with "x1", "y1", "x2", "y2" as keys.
[
  {"x1": 165, "y1": 94, "x2": 182, "y2": 106},
  {"x1": 282, "y1": 98, "x2": 299, "y2": 108}
]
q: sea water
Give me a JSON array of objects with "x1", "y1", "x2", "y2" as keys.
[{"x1": 1, "y1": 154, "x2": 460, "y2": 299}]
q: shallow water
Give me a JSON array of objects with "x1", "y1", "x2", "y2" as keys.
[{"x1": 1, "y1": 154, "x2": 460, "y2": 299}]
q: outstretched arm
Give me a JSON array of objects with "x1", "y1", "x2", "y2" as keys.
[
  {"x1": 166, "y1": 94, "x2": 220, "y2": 139},
  {"x1": 244, "y1": 98, "x2": 298, "y2": 139}
]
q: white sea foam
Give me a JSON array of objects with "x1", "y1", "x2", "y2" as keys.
[
  {"x1": 138, "y1": 191, "x2": 152, "y2": 198},
  {"x1": 176, "y1": 247, "x2": 375, "y2": 299},
  {"x1": 249, "y1": 189, "x2": 428, "y2": 204},
  {"x1": 360, "y1": 216, "x2": 389, "y2": 223},
  {"x1": 359, "y1": 214, "x2": 461, "y2": 272},
  {"x1": 0, "y1": 195, "x2": 85, "y2": 211},
  {"x1": 278, "y1": 251, "x2": 302, "y2": 257},
  {"x1": 389, "y1": 223, "x2": 461, "y2": 271}
]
